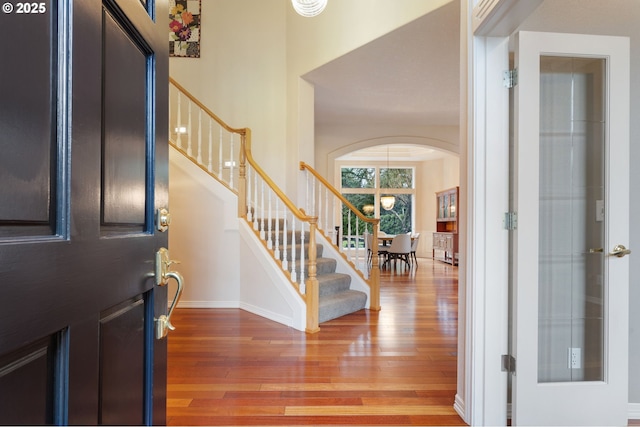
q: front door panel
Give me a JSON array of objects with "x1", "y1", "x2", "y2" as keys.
[{"x1": 0, "y1": 0, "x2": 169, "y2": 424}]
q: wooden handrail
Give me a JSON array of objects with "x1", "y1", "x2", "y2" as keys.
[
  {"x1": 299, "y1": 161, "x2": 379, "y2": 227},
  {"x1": 245, "y1": 141, "x2": 315, "y2": 223},
  {"x1": 169, "y1": 77, "x2": 247, "y2": 136},
  {"x1": 169, "y1": 77, "x2": 324, "y2": 332},
  {"x1": 299, "y1": 161, "x2": 380, "y2": 311}
]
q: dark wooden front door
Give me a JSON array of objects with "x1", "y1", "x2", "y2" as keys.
[{"x1": 0, "y1": 0, "x2": 169, "y2": 424}]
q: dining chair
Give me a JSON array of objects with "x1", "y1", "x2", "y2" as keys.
[
  {"x1": 365, "y1": 233, "x2": 373, "y2": 265},
  {"x1": 410, "y1": 233, "x2": 420, "y2": 265},
  {"x1": 386, "y1": 233, "x2": 412, "y2": 270},
  {"x1": 366, "y1": 233, "x2": 388, "y2": 267}
]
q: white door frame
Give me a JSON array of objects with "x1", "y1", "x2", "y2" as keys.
[
  {"x1": 459, "y1": 0, "x2": 542, "y2": 425},
  {"x1": 462, "y1": 1, "x2": 632, "y2": 425}
]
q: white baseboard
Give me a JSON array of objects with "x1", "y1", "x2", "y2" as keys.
[
  {"x1": 177, "y1": 300, "x2": 239, "y2": 308},
  {"x1": 505, "y1": 402, "x2": 638, "y2": 422},
  {"x1": 239, "y1": 301, "x2": 296, "y2": 328},
  {"x1": 454, "y1": 393, "x2": 466, "y2": 422},
  {"x1": 176, "y1": 301, "x2": 296, "y2": 329},
  {"x1": 629, "y1": 402, "x2": 640, "y2": 420}
]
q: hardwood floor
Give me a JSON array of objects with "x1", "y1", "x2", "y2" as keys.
[{"x1": 167, "y1": 257, "x2": 466, "y2": 426}]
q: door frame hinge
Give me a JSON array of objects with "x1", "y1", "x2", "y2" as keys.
[
  {"x1": 504, "y1": 212, "x2": 518, "y2": 230},
  {"x1": 503, "y1": 68, "x2": 518, "y2": 88},
  {"x1": 502, "y1": 354, "x2": 516, "y2": 373}
]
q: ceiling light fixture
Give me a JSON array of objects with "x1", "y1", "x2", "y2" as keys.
[
  {"x1": 380, "y1": 145, "x2": 396, "y2": 211},
  {"x1": 291, "y1": 0, "x2": 327, "y2": 17}
]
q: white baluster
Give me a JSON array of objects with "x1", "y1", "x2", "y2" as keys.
[
  {"x1": 260, "y1": 180, "x2": 265, "y2": 240},
  {"x1": 246, "y1": 166, "x2": 253, "y2": 222},
  {"x1": 176, "y1": 92, "x2": 182, "y2": 149},
  {"x1": 196, "y1": 110, "x2": 202, "y2": 164},
  {"x1": 253, "y1": 168, "x2": 259, "y2": 230},
  {"x1": 317, "y1": 181, "x2": 327, "y2": 230},
  {"x1": 355, "y1": 217, "x2": 361, "y2": 269},
  {"x1": 218, "y1": 129, "x2": 223, "y2": 180},
  {"x1": 267, "y1": 190, "x2": 273, "y2": 250},
  {"x1": 347, "y1": 205, "x2": 352, "y2": 257},
  {"x1": 324, "y1": 188, "x2": 329, "y2": 234},
  {"x1": 282, "y1": 209, "x2": 289, "y2": 271},
  {"x1": 229, "y1": 134, "x2": 234, "y2": 188},
  {"x1": 187, "y1": 101, "x2": 192, "y2": 156},
  {"x1": 290, "y1": 214, "x2": 297, "y2": 284},
  {"x1": 207, "y1": 118, "x2": 213, "y2": 172},
  {"x1": 332, "y1": 200, "x2": 337, "y2": 249},
  {"x1": 299, "y1": 220, "x2": 305, "y2": 292},
  {"x1": 304, "y1": 173, "x2": 310, "y2": 214},
  {"x1": 312, "y1": 177, "x2": 316, "y2": 217},
  {"x1": 274, "y1": 199, "x2": 281, "y2": 260}
]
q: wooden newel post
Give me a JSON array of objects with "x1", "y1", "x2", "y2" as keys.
[
  {"x1": 369, "y1": 224, "x2": 381, "y2": 311},
  {"x1": 305, "y1": 219, "x2": 320, "y2": 333}
]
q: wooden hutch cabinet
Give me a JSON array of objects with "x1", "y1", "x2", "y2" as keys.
[{"x1": 432, "y1": 186, "x2": 458, "y2": 265}]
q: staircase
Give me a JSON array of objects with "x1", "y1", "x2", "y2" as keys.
[
  {"x1": 169, "y1": 77, "x2": 380, "y2": 332},
  {"x1": 268, "y1": 224, "x2": 367, "y2": 323}
]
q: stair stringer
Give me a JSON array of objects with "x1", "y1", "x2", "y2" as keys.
[
  {"x1": 315, "y1": 231, "x2": 371, "y2": 309},
  {"x1": 238, "y1": 219, "x2": 306, "y2": 331}
]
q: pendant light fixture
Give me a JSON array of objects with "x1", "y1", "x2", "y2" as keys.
[
  {"x1": 291, "y1": 0, "x2": 327, "y2": 17},
  {"x1": 380, "y1": 145, "x2": 396, "y2": 211}
]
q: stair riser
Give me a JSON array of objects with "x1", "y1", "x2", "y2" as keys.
[
  {"x1": 288, "y1": 257, "x2": 336, "y2": 276},
  {"x1": 318, "y1": 278, "x2": 352, "y2": 296}
]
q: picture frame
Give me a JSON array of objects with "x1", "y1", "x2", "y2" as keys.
[{"x1": 169, "y1": 0, "x2": 201, "y2": 58}]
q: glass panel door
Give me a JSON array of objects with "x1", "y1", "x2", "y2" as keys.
[{"x1": 511, "y1": 31, "x2": 629, "y2": 426}]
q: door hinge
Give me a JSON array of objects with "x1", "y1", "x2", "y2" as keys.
[
  {"x1": 503, "y1": 68, "x2": 518, "y2": 88},
  {"x1": 502, "y1": 354, "x2": 516, "y2": 373},
  {"x1": 504, "y1": 212, "x2": 518, "y2": 230}
]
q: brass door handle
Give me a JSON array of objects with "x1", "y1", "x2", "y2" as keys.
[
  {"x1": 155, "y1": 248, "x2": 184, "y2": 339},
  {"x1": 609, "y1": 244, "x2": 631, "y2": 258}
]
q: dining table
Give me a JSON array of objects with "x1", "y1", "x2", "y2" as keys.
[{"x1": 377, "y1": 234, "x2": 414, "y2": 246}]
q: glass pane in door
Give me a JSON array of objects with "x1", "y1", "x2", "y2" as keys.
[{"x1": 538, "y1": 56, "x2": 606, "y2": 383}]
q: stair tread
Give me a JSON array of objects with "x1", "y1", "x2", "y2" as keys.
[{"x1": 318, "y1": 290, "x2": 367, "y2": 323}]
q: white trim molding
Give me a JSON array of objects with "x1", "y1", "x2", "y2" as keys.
[
  {"x1": 473, "y1": 0, "x2": 543, "y2": 36},
  {"x1": 629, "y1": 403, "x2": 640, "y2": 421}
]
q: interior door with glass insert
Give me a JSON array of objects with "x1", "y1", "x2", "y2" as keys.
[{"x1": 511, "y1": 31, "x2": 630, "y2": 426}]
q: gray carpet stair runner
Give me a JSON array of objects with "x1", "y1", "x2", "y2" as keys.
[{"x1": 265, "y1": 225, "x2": 367, "y2": 323}]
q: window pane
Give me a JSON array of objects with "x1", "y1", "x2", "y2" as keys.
[
  {"x1": 380, "y1": 194, "x2": 412, "y2": 234},
  {"x1": 341, "y1": 193, "x2": 375, "y2": 234},
  {"x1": 341, "y1": 167, "x2": 375, "y2": 188},
  {"x1": 380, "y1": 168, "x2": 413, "y2": 189}
]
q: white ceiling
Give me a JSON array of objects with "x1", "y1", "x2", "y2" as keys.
[{"x1": 304, "y1": 1, "x2": 461, "y2": 134}]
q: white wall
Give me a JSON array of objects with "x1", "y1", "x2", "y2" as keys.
[
  {"x1": 170, "y1": 0, "x2": 288, "y2": 185},
  {"x1": 169, "y1": 148, "x2": 241, "y2": 306},
  {"x1": 170, "y1": 0, "x2": 451, "y2": 195},
  {"x1": 418, "y1": 157, "x2": 460, "y2": 256}
]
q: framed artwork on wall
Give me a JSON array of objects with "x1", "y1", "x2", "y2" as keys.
[{"x1": 169, "y1": 0, "x2": 201, "y2": 58}]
